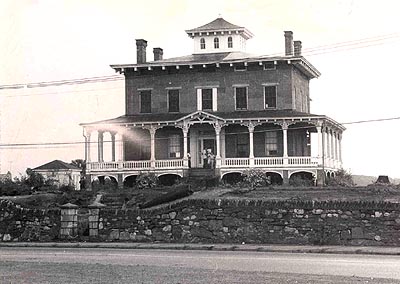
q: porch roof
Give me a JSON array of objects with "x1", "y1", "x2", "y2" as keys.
[{"x1": 80, "y1": 110, "x2": 345, "y2": 131}]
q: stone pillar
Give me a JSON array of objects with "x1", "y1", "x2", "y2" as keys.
[
  {"x1": 248, "y1": 123, "x2": 255, "y2": 166},
  {"x1": 149, "y1": 127, "x2": 156, "y2": 168},
  {"x1": 98, "y1": 131, "x2": 104, "y2": 162},
  {"x1": 111, "y1": 132, "x2": 116, "y2": 162},
  {"x1": 182, "y1": 125, "x2": 189, "y2": 168},
  {"x1": 88, "y1": 201, "x2": 106, "y2": 239},
  {"x1": 214, "y1": 123, "x2": 222, "y2": 168},
  {"x1": 60, "y1": 203, "x2": 78, "y2": 239}
]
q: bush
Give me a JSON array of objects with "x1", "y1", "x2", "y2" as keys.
[
  {"x1": 136, "y1": 172, "x2": 158, "y2": 189},
  {"x1": 289, "y1": 175, "x2": 314, "y2": 187},
  {"x1": 241, "y1": 169, "x2": 271, "y2": 190},
  {"x1": 326, "y1": 169, "x2": 355, "y2": 187}
]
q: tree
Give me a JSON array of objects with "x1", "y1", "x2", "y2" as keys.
[
  {"x1": 71, "y1": 159, "x2": 86, "y2": 175},
  {"x1": 24, "y1": 168, "x2": 45, "y2": 189}
]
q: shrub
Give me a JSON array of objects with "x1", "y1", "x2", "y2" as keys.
[
  {"x1": 241, "y1": 169, "x2": 271, "y2": 190},
  {"x1": 326, "y1": 169, "x2": 355, "y2": 187},
  {"x1": 136, "y1": 172, "x2": 158, "y2": 189},
  {"x1": 289, "y1": 175, "x2": 314, "y2": 187}
]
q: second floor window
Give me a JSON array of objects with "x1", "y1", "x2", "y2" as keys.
[
  {"x1": 214, "y1": 37, "x2": 219, "y2": 49},
  {"x1": 264, "y1": 85, "x2": 277, "y2": 108},
  {"x1": 200, "y1": 38, "x2": 206, "y2": 49},
  {"x1": 168, "y1": 89, "x2": 179, "y2": 112},
  {"x1": 140, "y1": 90, "x2": 151, "y2": 113},
  {"x1": 202, "y1": 89, "x2": 213, "y2": 110},
  {"x1": 228, "y1": 36, "x2": 233, "y2": 48},
  {"x1": 235, "y1": 87, "x2": 247, "y2": 110}
]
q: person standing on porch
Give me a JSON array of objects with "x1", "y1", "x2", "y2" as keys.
[{"x1": 201, "y1": 149, "x2": 208, "y2": 168}]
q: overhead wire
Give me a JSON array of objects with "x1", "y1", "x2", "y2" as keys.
[
  {"x1": 1, "y1": 115, "x2": 399, "y2": 149},
  {"x1": 0, "y1": 33, "x2": 399, "y2": 93}
]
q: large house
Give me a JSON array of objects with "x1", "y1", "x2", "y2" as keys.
[{"x1": 80, "y1": 18, "x2": 344, "y2": 188}]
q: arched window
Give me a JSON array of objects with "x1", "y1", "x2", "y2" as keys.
[
  {"x1": 228, "y1": 37, "x2": 233, "y2": 48},
  {"x1": 200, "y1": 38, "x2": 206, "y2": 49},
  {"x1": 214, "y1": 37, "x2": 219, "y2": 49}
]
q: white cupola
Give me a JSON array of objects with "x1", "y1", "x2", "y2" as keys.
[{"x1": 185, "y1": 18, "x2": 253, "y2": 54}]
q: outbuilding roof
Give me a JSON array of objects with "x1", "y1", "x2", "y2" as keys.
[{"x1": 33, "y1": 160, "x2": 81, "y2": 171}]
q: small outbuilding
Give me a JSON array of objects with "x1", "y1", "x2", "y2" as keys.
[{"x1": 33, "y1": 160, "x2": 82, "y2": 190}]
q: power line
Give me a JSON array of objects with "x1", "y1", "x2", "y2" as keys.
[
  {"x1": 1, "y1": 115, "x2": 399, "y2": 149},
  {"x1": 0, "y1": 33, "x2": 399, "y2": 92}
]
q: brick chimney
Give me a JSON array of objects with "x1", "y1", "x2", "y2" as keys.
[
  {"x1": 294, "y1": 40, "x2": 302, "y2": 56},
  {"x1": 136, "y1": 39, "x2": 147, "y2": 64},
  {"x1": 284, "y1": 31, "x2": 293, "y2": 56},
  {"x1": 153, "y1": 47, "x2": 163, "y2": 61}
]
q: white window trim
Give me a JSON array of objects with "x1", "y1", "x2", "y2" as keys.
[
  {"x1": 167, "y1": 88, "x2": 180, "y2": 113},
  {"x1": 196, "y1": 87, "x2": 218, "y2": 111},
  {"x1": 263, "y1": 84, "x2": 278, "y2": 109},
  {"x1": 233, "y1": 85, "x2": 248, "y2": 111}
]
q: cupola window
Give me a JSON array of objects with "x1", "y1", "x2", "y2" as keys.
[
  {"x1": 214, "y1": 37, "x2": 219, "y2": 49},
  {"x1": 200, "y1": 38, "x2": 206, "y2": 49},
  {"x1": 228, "y1": 37, "x2": 233, "y2": 48}
]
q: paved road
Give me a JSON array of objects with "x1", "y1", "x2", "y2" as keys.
[{"x1": 1, "y1": 247, "x2": 400, "y2": 283}]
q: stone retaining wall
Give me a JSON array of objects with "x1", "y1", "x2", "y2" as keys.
[
  {"x1": 2, "y1": 198, "x2": 400, "y2": 246},
  {"x1": 0, "y1": 199, "x2": 59, "y2": 242}
]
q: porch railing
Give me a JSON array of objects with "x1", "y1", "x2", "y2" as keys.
[{"x1": 87, "y1": 156, "x2": 338, "y2": 172}]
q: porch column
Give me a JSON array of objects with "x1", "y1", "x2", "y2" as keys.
[
  {"x1": 117, "y1": 132, "x2": 124, "y2": 169},
  {"x1": 248, "y1": 123, "x2": 255, "y2": 166},
  {"x1": 316, "y1": 125, "x2": 323, "y2": 165},
  {"x1": 331, "y1": 131, "x2": 334, "y2": 159},
  {"x1": 84, "y1": 130, "x2": 91, "y2": 163},
  {"x1": 150, "y1": 127, "x2": 156, "y2": 168},
  {"x1": 110, "y1": 132, "x2": 116, "y2": 162},
  {"x1": 323, "y1": 128, "x2": 329, "y2": 160},
  {"x1": 282, "y1": 122, "x2": 288, "y2": 165},
  {"x1": 338, "y1": 133, "x2": 343, "y2": 164},
  {"x1": 215, "y1": 123, "x2": 222, "y2": 168},
  {"x1": 182, "y1": 125, "x2": 189, "y2": 168},
  {"x1": 97, "y1": 131, "x2": 104, "y2": 162}
]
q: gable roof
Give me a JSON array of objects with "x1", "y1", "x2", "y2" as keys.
[{"x1": 33, "y1": 160, "x2": 81, "y2": 171}]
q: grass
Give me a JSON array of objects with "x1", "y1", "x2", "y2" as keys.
[{"x1": 2, "y1": 184, "x2": 400, "y2": 209}]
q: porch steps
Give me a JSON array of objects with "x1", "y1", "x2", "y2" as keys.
[
  {"x1": 188, "y1": 168, "x2": 218, "y2": 188},
  {"x1": 188, "y1": 168, "x2": 216, "y2": 178}
]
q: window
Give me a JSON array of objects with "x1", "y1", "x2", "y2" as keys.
[
  {"x1": 140, "y1": 90, "x2": 151, "y2": 113},
  {"x1": 228, "y1": 36, "x2": 233, "y2": 48},
  {"x1": 200, "y1": 38, "x2": 206, "y2": 49},
  {"x1": 168, "y1": 89, "x2": 179, "y2": 112},
  {"x1": 214, "y1": 37, "x2": 219, "y2": 49},
  {"x1": 237, "y1": 134, "x2": 249, "y2": 157},
  {"x1": 263, "y1": 61, "x2": 276, "y2": 70},
  {"x1": 264, "y1": 85, "x2": 277, "y2": 108},
  {"x1": 202, "y1": 89, "x2": 213, "y2": 110},
  {"x1": 168, "y1": 134, "x2": 181, "y2": 158},
  {"x1": 234, "y1": 64, "x2": 247, "y2": 71},
  {"x1": 235, "y1": 87, "x2": 247, "y2": 110},
  {"x1": 265, "y1": 131, "x2": 278, "y2": 156}
]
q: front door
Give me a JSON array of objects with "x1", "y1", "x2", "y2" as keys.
[{"x1": 198, "y1": 138, "x2": 216, "y2": 168}]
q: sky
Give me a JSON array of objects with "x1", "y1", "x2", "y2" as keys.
[{"x1": 1, "y1": 0, "x2": 400, "y2": 178}]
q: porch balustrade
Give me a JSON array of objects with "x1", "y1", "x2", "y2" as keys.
[{"x1": 87, "y1": 156, "x2": 336, "y2": 173}]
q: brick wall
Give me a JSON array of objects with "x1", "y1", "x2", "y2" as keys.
[{"x1": 125, "y1": 63, "x2": 309, "y2": 115}]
